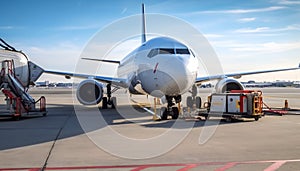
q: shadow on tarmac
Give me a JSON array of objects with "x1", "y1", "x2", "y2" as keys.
[{"x1": 0, "y1": 103, "x2": 246, "y2": 151}]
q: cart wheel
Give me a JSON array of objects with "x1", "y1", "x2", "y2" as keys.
[
  {"x1": 225, "y1": 117, "x2": 232, "y2": 122},
  {"x1": 205, "y1": 115, "x2": 210, "y2": 121}
]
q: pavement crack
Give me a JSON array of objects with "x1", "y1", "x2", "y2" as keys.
[{"x1": 41, "y1": 115, "x2": 71, "y2": 171}]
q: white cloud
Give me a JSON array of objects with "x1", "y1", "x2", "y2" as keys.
[
  {"x1": 210, "y1": 39, "x2": 300, "y2": 54},
  {"x1": 238, "y1": 17, "x2": 256, "y2": 23},
  {"x1": 121, "y1": 8, "x2": 128, "y2": 14},
  {"x1": 203, "y1": 34, "x2": 224, "y2": 39},
  {"x1": 195, "y1": 6, "x2": 286, "y2": 14},
  {"x1": 54, "y1": 25, "x2": 100, "y2": 31},
  {"x1": 234, "y1": 25, "x2": 300, "y2": 33},
  {"x1": 278, "y1": 0, "x2": 300, "y2": 5},
  {"x1": 25, "y1": 43, "x2": 81, "y2": 71},
  {"x1": 0, "y1": 26, "x2": 14, "y2": 29},
  {"x1": 235, "y1": 27, "x2": 270, "y2": 33},
  {"x1": 229, "y1": 41, "x2": 300, "y2": 53}
]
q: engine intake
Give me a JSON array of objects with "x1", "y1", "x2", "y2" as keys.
[
  {"x1": 215, "y1": 78, "x2": 244, "y2": 93},
  {"x1": 76, "y1": 79, "x2": 103, "y2": 105}
]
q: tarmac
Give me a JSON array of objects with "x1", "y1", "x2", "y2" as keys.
[{"x1": 0, "y1": 87, "x2": 299, "y2": 171}]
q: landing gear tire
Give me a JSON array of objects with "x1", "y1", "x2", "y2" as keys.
[
  {"x1": 102, "y1": 97, "x2": 108, "y2": 109},
  {"x1": 195, "y1": 96, "x2": 202, "y2": 109},
  {"x1": 254, "y1": 116, "x2": 259, "y2": 121},
  {"x1": 187, "y1": 96, "x2": 193, "y2": 108},
  {"x1": 160, "y1": 107, "x2": 168, "y2": 120},
  {"x1": 172, "y1": 107, "x2": 179, "y2": 119},
  {"x1": 111, "y1": 97, "x2": 117, "y2": 109}
]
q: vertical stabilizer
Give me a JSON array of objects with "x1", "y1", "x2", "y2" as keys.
[{"x1": 141, "y1": 3, "x2": 146, "y2": 43}]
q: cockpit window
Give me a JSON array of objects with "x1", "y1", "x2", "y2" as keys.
[
  {"x1": 159, "y1": 48, "x2": 175, "y2": 54},
  {"x1": 176, "y1": 49, "x2": 190, "y2": 54},
  {"x1": 147, "y1": 48, "x2": 190, "y2": 58},
  {"x1": 147, "y1": 48, "x2": 159, "y2": 58}
]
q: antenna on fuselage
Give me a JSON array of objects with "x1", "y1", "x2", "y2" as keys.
[{"x1": 141, "y1": 3, "x2": 146, "y2": 44}]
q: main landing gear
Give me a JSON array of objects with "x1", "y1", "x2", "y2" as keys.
[
  {"x1": 158, "y1": 95, "x2": 181, "y2": 120},
  {"x1": 102, "y1": 83, "x2": 117, "y2": 109},
  {"x1": 186, "y1": 84, "x2": 202, "y2": 109}
]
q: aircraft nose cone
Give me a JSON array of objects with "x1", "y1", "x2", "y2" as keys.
[{"x1": 138, "y1": 56, "x2": 195, "y2": 97}]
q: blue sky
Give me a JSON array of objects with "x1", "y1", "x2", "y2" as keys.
[{"x1": 1, "y1": 0, "x2": 300, "y2": 82}]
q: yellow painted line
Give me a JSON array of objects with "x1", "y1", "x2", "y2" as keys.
[{"x1": 130, "y1": 99, "x2": 155, "y2": 116}]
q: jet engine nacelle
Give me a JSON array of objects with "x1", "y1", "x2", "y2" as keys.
[
  {"x1": 76, "y1": 79, "x2": 104, "y2": 105},
  {"x1": 215, "y1": 78, "x2": 245, "y2": 93}
]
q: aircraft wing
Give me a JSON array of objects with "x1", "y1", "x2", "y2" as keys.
[
  {"x1": 195, "y1": 63, "x2": 300, "y2": 83},
  {"x1": 44, "y1": 70, "x2": 128, "y2": 88}
]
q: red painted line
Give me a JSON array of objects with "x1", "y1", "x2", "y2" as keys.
[
  {"x1": 215, "y1": 162, "x2": 237, "y2": 171},
  {"x1": 130, "y1": 165, "x2": 149, "y2": 171},
  {"x1": 0, "y1": 159, "x2": 299, "y2": 171},
  {"x1": 0, "y1": 168, "x2": 40, "y2": 171},
  {"x1": 28, "y1": 169, "x2": 41, "y2": 171},
  {"x1": 45, "y1": 165, "x2": 138, "y2": 170},
  {"x1": 264, "y1": 161, "x2": 286, "y2": 171},
  {"x1": 45, "y1": 163, "x2": 186, "y2": 170},
  {"x1": 177, "y1": 164, "x2": 199, "y2": 171}
]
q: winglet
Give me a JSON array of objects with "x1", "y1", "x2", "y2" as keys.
[{"x1": 141, "y1": 3, "x2": 146, "y2": 44}]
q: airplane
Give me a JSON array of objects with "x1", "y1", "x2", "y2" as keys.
[{"x1": 43, "y1": 4, "x2": 300, "y2": 120}]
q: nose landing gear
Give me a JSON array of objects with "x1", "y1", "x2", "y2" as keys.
[
  {"x1": 186, "y1": 84, "x2": 202, "y2": 109},
  {"x1": 158, "y1": 95, "x2": 181, "y2": 120}
]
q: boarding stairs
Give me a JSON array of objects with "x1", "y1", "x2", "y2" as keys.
[{"x1": 0, "y1": 60, "x2": 46, "y2": 120}]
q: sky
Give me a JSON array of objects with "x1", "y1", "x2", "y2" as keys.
[{"x1": 1, "y1": 0, "x2": 300, "y2": 82}]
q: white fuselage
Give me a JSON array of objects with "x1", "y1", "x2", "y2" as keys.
[
  {"x1": 117, "y1": 37, "x2": 199, "y2": 98},
  {"x1": 0, "y1": 49, "x2": 30, "y2": 87}
]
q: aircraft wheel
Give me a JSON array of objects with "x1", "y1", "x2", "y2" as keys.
[
  {"x1": 186, "y1": 96, "x2": 193, "y2": 108},
  {"x1": 102, "y1": 97, "x2": 108, "y2": 109},
  {"x1": 12, "y1": 115, "x2": 21, "y2": 121},
  {"x1": 111, "y1": 97, "x2": 117, "y2": 109},
  {"x1": 172, "y1": 107, "x2": 179, "y2": 119},
  {"x1": 195, "y1": 96, "x2": 202, "y2": 109},
  {"x1": 160, "y1": 107, "x2": 168, "y2": 120}
]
